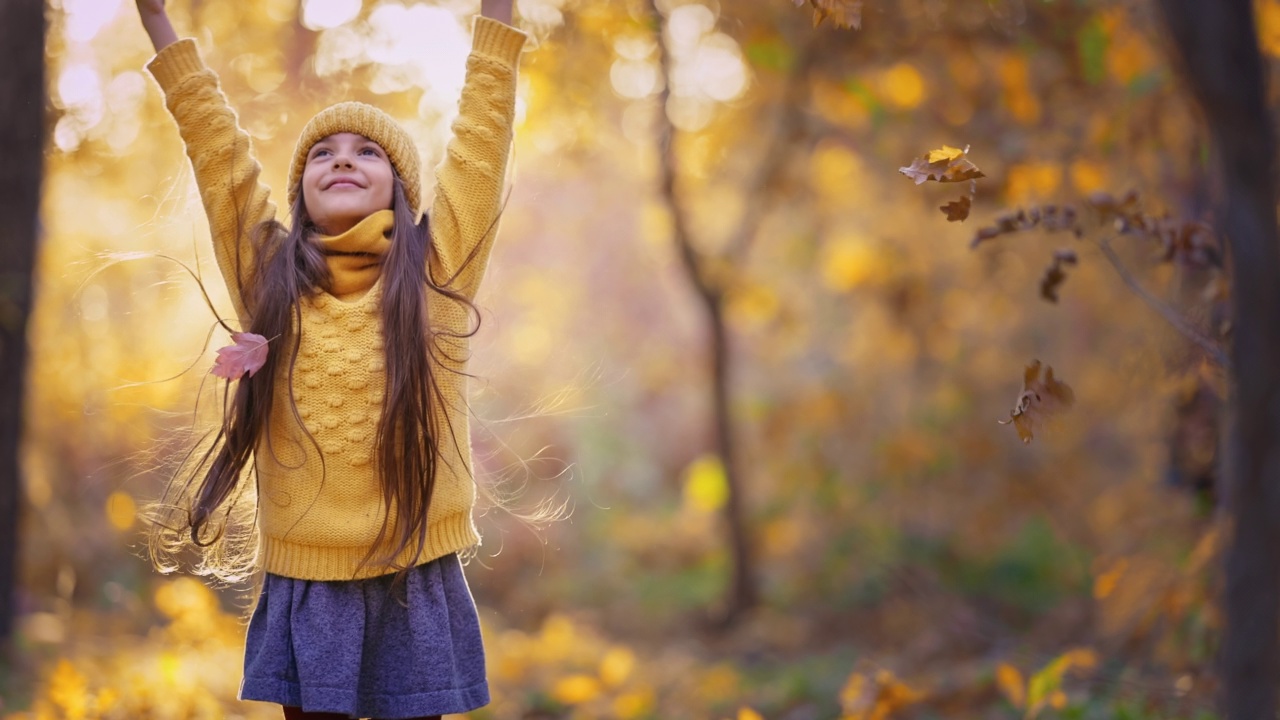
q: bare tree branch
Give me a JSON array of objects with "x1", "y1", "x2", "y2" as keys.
[
  {"x1": 653, "y1": 17, "x2": 715, "y2": 302},
  {"x1": 723, "y1": 38, "x2": 821, "y2": 264},
  {"x1": 1097, "y1": 239, "x2": 1230, "y2": 369}
]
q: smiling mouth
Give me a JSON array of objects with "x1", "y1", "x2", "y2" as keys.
[{"x1": 327, "y1": 181, "x2": 362, "y2": 189}]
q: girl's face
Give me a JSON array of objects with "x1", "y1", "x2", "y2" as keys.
[{"x1": 301, "y1": 132, "x2": 395, "y2": 235}]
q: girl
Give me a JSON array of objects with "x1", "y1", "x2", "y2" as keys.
[{"x1": 133, "y1": 1, "x2": 526, "y2": 718}]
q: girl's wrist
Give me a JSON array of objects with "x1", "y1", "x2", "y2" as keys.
[
  {"x1": 141, "y1": 12, "x2": 179, "y2": 52},
  {"x1": 479, "y1": 0, "x2": 515, "y2": 26}
]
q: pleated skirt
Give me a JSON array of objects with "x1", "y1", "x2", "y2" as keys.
[{"x1": 239, "y1": 553, "x2": 489, "y2": 719}]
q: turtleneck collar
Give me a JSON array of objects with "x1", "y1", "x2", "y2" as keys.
[{"x1": 315, "y1": 209, "x2": 394, "y2": 299}]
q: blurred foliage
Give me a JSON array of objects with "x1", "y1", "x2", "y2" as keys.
[{"x1": 5, "y1": 0, "x2": 1273, "y2": 716}]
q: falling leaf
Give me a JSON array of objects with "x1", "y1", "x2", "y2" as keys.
[
  {"x1": 1039, "y1": 249, "x2": 1078, "y2": 303},
  {"x1": 899, "y1": 145, "x2": 986, "y2": 185},
  {"x1": 927, "y1": 145, "x2": 965, "y2": 163},
  {"x1": 999, "y1": 360, "x2": 1075, "y2": 444},
  {"x1": 940, "y1": 195, "x2": 972, "y2": 222},
  {"x1": 211, "y1": 332, "x2": 270, "y2": 380},
  {"x1": 794, "y1": 0, "x2": 864, "y2": 29}
]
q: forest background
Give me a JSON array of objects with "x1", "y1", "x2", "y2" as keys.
[{"x1": 1, "y1": 0, "x2": 1277, "y2": 717}]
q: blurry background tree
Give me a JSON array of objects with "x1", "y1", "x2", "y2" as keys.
[
  {"x1": 0, "y1": 0, "x2": 47, "y2": 656},
  {"x1": 1154, "y1": 1, "x2": 1280, "y2": 718}
]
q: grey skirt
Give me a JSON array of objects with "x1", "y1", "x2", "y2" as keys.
[{"x1": 239, "y1": 553, "x2": 489, "y2": 719}]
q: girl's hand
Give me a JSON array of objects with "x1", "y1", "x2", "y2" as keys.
[
  {"x1": 480, "y1": 0, "x2": 515, "y2": 26},
  {"x1": 135, "y1": 0, "x2": 165, "y2": 16},
  {"x1": 135, "y1": 0, "x2": 178, "y2": 52}
]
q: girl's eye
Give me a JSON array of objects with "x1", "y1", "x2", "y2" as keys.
[
  {"x1": 360, "y1": 147, "x2": 379, "y2": 157},
  {"x1": 312, "y1": 149, "x2": 331, "y2": 159}
]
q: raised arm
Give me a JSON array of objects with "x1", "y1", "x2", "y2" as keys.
[
  {"x1": 136, "y1": 0, "x2": 178, "y2": 52},
  {"x1": 427, "y1": 4, "x2": 527, "y2": 300},
  {"x1": 136, "y1": 1, "x2": 276, "y2": 325}
]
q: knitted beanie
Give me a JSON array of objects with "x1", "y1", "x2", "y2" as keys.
[{"x1": 287, "y1": 101, "x2": 422, "y2": 217}]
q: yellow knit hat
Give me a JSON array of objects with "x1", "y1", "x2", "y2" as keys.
[{"x1": 288, "y1": 101, "x2": 422, "y2": 217}]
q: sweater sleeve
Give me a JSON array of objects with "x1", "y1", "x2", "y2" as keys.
[
  {"x1": 147, "y1": 39, "x2": 277, "y2": 325},
  {"x1": 428, "y1": 16, "x2": 527, "y2": 300}
]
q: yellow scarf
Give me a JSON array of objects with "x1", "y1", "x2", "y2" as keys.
[{"x1": 315, "y1": 209, "x2": 394, "y2": 299}]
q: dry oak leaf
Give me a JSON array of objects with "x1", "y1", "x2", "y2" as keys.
[
  {"x1": 1039, "y1": 249, "x2": 1078, "y2": 303},
  {"x1": 793, "y1": 0, "x2": 864, "y2": 28},
  {"x1": 899, "y1": 145, "x2": 986, "y2": 185},
  {"x1": 940, "y1": 195, "x2": 972, "y2": 222},
  {"x1": 212, "y1": 332, "x2": 270, "y2": 380},
  {"x1": 999, "y1": 360, "x2": 1075, "y2": 444}
]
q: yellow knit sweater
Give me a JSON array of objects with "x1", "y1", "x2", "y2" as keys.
[{"x1": 147, "y1": 17, "x2": 527, "y2": 580}]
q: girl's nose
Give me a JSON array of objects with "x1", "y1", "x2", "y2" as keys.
[{"x1": 331, "y1": 154, "x2": 353, "y2": 168}]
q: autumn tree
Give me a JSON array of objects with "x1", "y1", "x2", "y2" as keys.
[{"x1": 0, "y1": 0, "x2": 47, "y2": 650}]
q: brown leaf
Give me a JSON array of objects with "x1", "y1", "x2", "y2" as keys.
[
  {"x1": 211, "y1": 332, "x2": 270, "y2": 380},
  {"x1": 940, "y1": 195, "x2": 972, "y2": 222},
  {"x1": 899, "y1": 145, "x2": 986, "y2": 185},
  {"x1": 999, "y1": 360, "x2": 1075, "y2": 443},
  {"x1": 1038, "y1": 249, "x2": 1078, "y2": 303},
  {"x1": 801, "y1": 0, "x2": 864, "y2": 29}
]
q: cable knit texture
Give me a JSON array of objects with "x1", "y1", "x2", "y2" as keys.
[{"x1": 147, "y1": 16, "x2": 527, "y2": 580}]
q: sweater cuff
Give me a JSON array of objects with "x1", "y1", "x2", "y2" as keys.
[
  {"x1": 471, "y1": 16, "x2": 527, "y2": 67},
  {"x1": 146, "y1": 38, "x2": 206, "y2": 92}
]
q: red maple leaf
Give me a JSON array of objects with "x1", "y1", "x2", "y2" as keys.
[{"x1": 211, "y1": 332, "x2": 270, "y2": 380}]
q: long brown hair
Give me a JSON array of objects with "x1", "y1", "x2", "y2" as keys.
[{"x1": 149, "y1": 171, "x2": 486, "y2": 580}]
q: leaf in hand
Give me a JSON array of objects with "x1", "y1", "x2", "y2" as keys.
[
  {"x1": 899, "y1": 145, "x2": 986, "y2": 185},
  {"x1": 1039, "y1": 249, "x2": 1078, "y2": 303},
  {"x1": 999, "y1": 360, "x2": 1075, "y2": 443},
  {"x1": 794, "y1": 0, "x2": 864, "y2": 29},
  {"x1": 212, "y1": 332, "x2": 270, "y2": 380},
  {"x1": 940, "y1": 195, "x2": 972, "y2": 222}
]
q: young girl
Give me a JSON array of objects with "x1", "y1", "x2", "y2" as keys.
[{"x1": 133, "y1": 1, "x2": 526, "y2": 718}]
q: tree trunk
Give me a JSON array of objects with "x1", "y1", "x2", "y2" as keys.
[
  {"x1": 650, "y1": 0, "x2": 759, "y2": 624},
  {"x1": 708, "y1": 294, "x2": 757, "y2": 619},
  {"x1": 0, "y1": 0, "x2": 47, "y2": 649},
  {"x1": 1157, "y1": 1, "x2": 1280, "y2": 717}
]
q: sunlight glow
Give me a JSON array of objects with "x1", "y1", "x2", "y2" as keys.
[
  {"x1": 665, "y1": 95, "x2": 712, "y2": 132},
  {"x1": 516, "y1": 0, "x2": 567, "y2": 32},
  {"x1": 614, "y1": 36, "x2": 657, "y2": 61},
  {"x1": 63, "y1": 0, "x2": 122, "y2": 43},
  {"x1": 610, "y1": 59, "x2": 660, "y2": 100},
  {"x1": 692, "y1": 33, "x2": 747, "y2": 101},
  {"x1": 105, "y1": 72, "x2": 147, "y2": 152},
  {"x1": 302, "y1": 0, "x2": 362, "y2": 30},
  {"x1": 666, "y1": 4, "x2": 716, "y2": 51},
  {"x1": 54, "y1": 63, "x2": 104, "y2": 152},
  {"x1": 653, "y1": 4, "x2": 750, "y2": 109},
  {"x1": 315, "y1": 2, "x2": 468, "y2": 102},
  {"x1": 56, "y1": 64, "x2": 100, "y2": 109}
]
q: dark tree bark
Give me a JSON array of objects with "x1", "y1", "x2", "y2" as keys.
[
  {"x1": 0, "y1": 0, "x2": 46, "y2": 649},
  {"x1": 1157, "y1": 1, "x2": 1280, "y2": 717}
]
